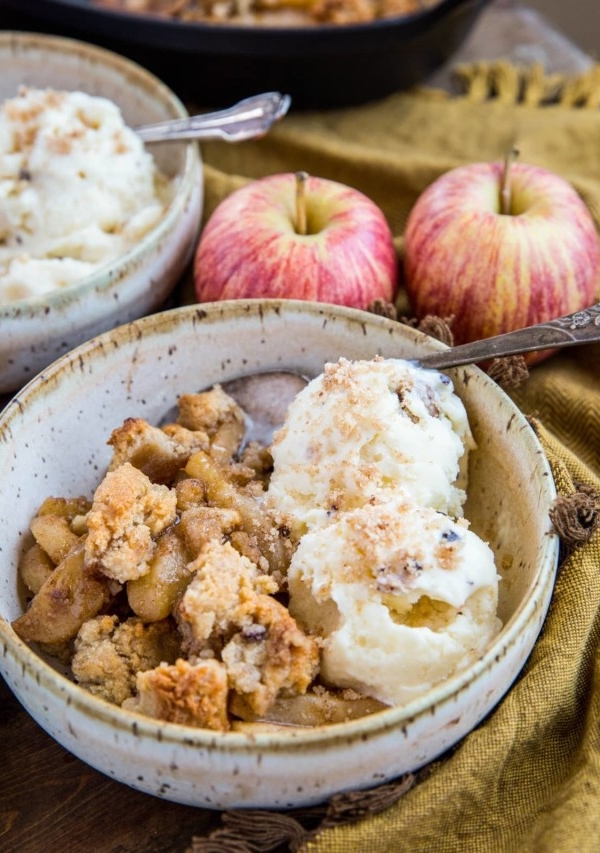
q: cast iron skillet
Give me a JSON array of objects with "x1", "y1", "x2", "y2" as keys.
[{"x1": 0, "y1": 0, "x2": 490, "y2": 108}]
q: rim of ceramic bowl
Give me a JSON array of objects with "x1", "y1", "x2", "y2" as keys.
[
  {"x1": 0, "y1": 31, "x2": 202, "y2": 319},
  {"x1": 0, "y1": 299, "x2": 560, "y2": 752}
]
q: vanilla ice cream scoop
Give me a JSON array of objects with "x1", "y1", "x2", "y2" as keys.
[
  {"x1": 288, "y1": 495, "x2": 501, "y2": 706},
  {"x1": 0, "y1": 87, "x2": 167, "y2": 303},
  {"x1": 266, "y1": 356, "x2": 473, "y2": 537}
]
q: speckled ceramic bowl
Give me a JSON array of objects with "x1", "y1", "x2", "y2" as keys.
[
  {"x1": 0, "y1": 31, "x2": 203, "y2": 394},
  {"x1": 0, "y1": 300, "x2": 559, "y2": 809}
]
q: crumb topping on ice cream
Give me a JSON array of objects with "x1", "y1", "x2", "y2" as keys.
[
  {"x1": 0, "y1": 87, "x2": 167, "y2": 303},
  {"x1": 288, "y1": 495, "x2": 500, "y2": 706},
  {"x1": 268, "y1": 356, "x2": 501, "y2": 706},
  {"x1": 266, "y1": 356, "x2": 474, "y2": 538}
]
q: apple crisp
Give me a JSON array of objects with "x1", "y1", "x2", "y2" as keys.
[
  {"x1": 12, "y1": 358, "x2": 500, "y2": 730},
  {"x1": 12, "y1": 384, "x2": 327, "y2": 731}
]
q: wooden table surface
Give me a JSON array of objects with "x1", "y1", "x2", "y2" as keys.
[
  {"x1": 0, "y1": 680, "x2": 223, "y2": 853},
  {"x1": 0, "y1": 3, "x2": 592, "y2": 851}
]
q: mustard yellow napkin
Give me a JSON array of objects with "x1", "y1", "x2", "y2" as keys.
[
  {"x1": 200, "y1": 62, "x2": 600, "y2": 239},
  {"x1": 191, "y1": 63, "x2": 600, "y2": 853}
]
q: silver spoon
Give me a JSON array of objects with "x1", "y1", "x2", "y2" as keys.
[
  {"x1": 416, "y1": 301, "x2": 600, "y2": 369},
  {"x1": 161, "y1": 302, "x2": 600, "y2": 440},
  {"x1": 135, "y1": 92, "x2": 291, "y2": 144},
  {"x1": 212, "y1": 302, "x2": 600, "y2": 433}
]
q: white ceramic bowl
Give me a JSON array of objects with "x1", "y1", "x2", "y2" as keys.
[
  {"x1": 0, "y1": 300, "x2": 559, "y2": 809},
  {"x1": 0, "y1": 31, "x2": 203, "y2": 394}
]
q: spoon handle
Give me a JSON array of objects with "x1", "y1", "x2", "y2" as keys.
[
  {"x1": 417, "y1": 302, "x2": 600, "y2": 370},
  {"x1": 135, "y1": 92, "x2": 291, "y2": 143}
]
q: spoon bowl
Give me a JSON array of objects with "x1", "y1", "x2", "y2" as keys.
[{"x1": 207, "y1": 302, "x2": 600, "y2": 437}]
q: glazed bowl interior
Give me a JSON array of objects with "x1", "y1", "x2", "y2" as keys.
[
  {"x1": 0, "y1": 31, "x2": 203, "y2": 394},
  {"x1": 0, "y1": 300, "x2": 559, "y2": 809}
]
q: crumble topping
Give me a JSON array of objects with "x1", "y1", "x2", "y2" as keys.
[{"x1": 13, "y1": 358, "x2": 501, "y2": 730}]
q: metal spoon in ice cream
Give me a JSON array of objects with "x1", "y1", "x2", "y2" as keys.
[
  {"x1": 208, "y1": 302, "x2": 600, "y2": 436},
  {"x1": 416, "y1": 301, "x2": 600, "y2": 370},
  {"x1": 135, "y1": 92, "x2": 291, "y2": 144}
]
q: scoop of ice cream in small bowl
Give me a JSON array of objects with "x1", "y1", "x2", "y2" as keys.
[
  {"x1": 0, "y1": 299, "x2": 559, "y2": 809},
  {"x1": 0, "y1": 31, "x2": 202, "y2": 394}
]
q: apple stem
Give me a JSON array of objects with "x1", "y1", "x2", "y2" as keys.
[
  {"x1": 500, "y1": 146, "x2": 520, "y2": 215},
  {"x1": 295, "y1": 171, "x2": 309, "y2": 236}
]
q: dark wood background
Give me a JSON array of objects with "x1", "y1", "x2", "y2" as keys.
[{"x1": 0, "y1": 677, "x2": 222, "y2": 853}]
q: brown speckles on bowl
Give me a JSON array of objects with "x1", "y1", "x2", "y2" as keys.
[
  {"x1": 0, "y1": 300, "x2": 559, "y2": 809},
  {"x1": 0, "y1": 32, "x2": 203, "y2": 394}
]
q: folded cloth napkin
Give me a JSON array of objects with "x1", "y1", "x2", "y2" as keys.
[{"x1": 190, "y1": 63, "x2": 600, "y2": 853}]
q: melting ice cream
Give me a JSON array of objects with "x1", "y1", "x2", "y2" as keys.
[
  {"x1": 0, "y1": 87, "x2": 167, "y2": 303},
  {"x1": 267, "y1": 356, "x2": 501, "y2": 705}
]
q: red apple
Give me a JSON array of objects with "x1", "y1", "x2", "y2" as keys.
[
  {"x1": 403, "y1": 158, "x2": 600, "y2": 363},
  {"x1": 194, "y1": 172, "x2": 397, "y2": 308}
]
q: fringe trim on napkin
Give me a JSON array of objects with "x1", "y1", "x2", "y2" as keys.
[
  {"x1": 186, "y1": 809, "x2": 311, "y2": 852},
  {"x1": 453, "y1": 61, "x2": 600, "y2": 107},
  {"x1": 550, "y1": 483, "x2": 600, "y2": 551},
  {"x1": 487, "y1": 355, "x2": 530, "y2": 388},
  {"x1": 403, "y1": 314, "x2": 455, "y2": 348},
  {"x1": 368, "y1": 299, "x2": 455, "y2": 346},
  {"x1": 186, "y1": 774, "x2": 420, "y2": 853}
]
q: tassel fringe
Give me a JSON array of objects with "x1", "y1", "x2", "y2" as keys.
[
  {"x1": 550, "y1": 483, "x2": 600, "y2": 551},
  {"x1": 186, "y1": 773, "x2": 420, "y2": 853},
  {"x1": 453, "y1": 61, "x2": 600, "y2": 107}
]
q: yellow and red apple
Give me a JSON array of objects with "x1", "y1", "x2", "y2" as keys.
[
  {"x1": 194, "y1": 172, "x2": 398, "y2": 309},
  {"x1": 403, "y1": 160, "x2": 600, "y2": 363}
]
